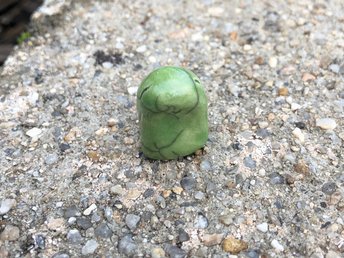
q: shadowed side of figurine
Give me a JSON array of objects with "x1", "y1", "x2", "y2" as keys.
[{"x1": 137, "y1": 66, "x2": 208, "y2": 160}]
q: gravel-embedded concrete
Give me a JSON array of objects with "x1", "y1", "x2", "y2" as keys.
[{"x1": 0, "y1": 0, "x2": 343, "y2": 257}]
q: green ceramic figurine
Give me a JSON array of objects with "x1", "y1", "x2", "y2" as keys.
[{"x1": 137, "y1": 66, "x2": 208, "y2": 160}]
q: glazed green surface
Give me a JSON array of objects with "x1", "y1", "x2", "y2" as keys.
[{"x1": 137, "y1": 66, "x2": 208, "y2": 160}]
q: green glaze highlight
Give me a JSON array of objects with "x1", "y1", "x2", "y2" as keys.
[{"x1": 137, "y1": 66, "x2": 208, "y2": 160}]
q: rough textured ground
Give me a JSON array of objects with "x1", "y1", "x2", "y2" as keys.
[{"x1": 0, "y1": 0, "x2": 343, "y2": 257}]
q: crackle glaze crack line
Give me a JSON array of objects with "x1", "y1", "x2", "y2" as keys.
[{"x1": 142, "y1": 129, "x2": 184, "y2": 159}]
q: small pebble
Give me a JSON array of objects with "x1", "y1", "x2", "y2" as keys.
[
  {"x1": 107, "y1": 118, "x2": 117, "y2": 127},
  {"x1": 316, "y1": 118, "x2": 337, "y2": 130},
  {"x1": 136, "y1": 45, "x2": 147, "y2": 53},
  {"x1": 0, "y1": 199, "x2": 16, "y2": 215},
  {"x1": 222, "y1": 237, "x2": 248, "y2": 254},
  {"x1": 45, "y1": 153, "x2": 59, "y2": 165},
  {"x1": 292, "y1": 128, "x2": 305, "y2": 143},
  {"x1": 269, "y1": 57, "x2": 278, "y2": 68},
  {"x1": 26, "y1": 127, "x2": 42, "y2": 138},
  {"x1": 302, "y1": 73, "x2": 316, "y2": 82},
  {"x1": 244, "y1": 155, "x2": 256, "y2": 169},
  {"x1": 256, "y1": 222, "x2": 268, "y2": 233},
  {"x1": 151, "y1": 247, "x2": 166, "y2": 258},
  {"x1": 201, "y1": 233, "x2": 224, "y2": 246},
  {"x1": 94, "y1": 223, "x2": 113, "y2": 238},
  {"x1": 0, "y1": 225, "x2": 20, "y2": 241},
  {"x1": 269, "y1": 173, "x2": 285, "y2": 184},
  {"x1": 47, "y1": 218, "x2": 65, "y2": 231},
  {"x1": 81, "y1": 239, "x2": 98, "y2": 255},
  {"x1": 200, "y1": 160, "x2": 212, "y2": 171},
  {"x1": 102, "y1": 62, "x2": 113, "y2": 69},
  {"x1": 128, "y1": 86, "x2": 138, "y2": 95},
  {"x1": 76, "y1": 217, "x2": 92, "y2": 230},
  {"x1": 125, "y1": 214, "x2": 141, "y2": 231},
  {"x1": 271, "y1": 239, "x2": 284, "y2": 252},
  {"x1": 291, "y1": 102, "x2": 301, "y2": 111},
  {"x1": 219, "y1": 215, "x2": 233, "y2": 226},
  {"x1": 64, "y1": 205, "x2": 79, "y2": 218},
  {"x1": 164, "y1": 244, "x2": 187, "y2": 258},
  {"x1": 278, "y1": 87, "x2": 288, "y2": 96},
  {"x1": 194, "y1": 191, "x2": 205, "y2": 200},
  {"x1": 83, "y1": 203, "x2": 97, "y2": 216},
  {"x1": 294, "y1": 160, "x2": 309, "y2": 175},
  {"x1": 245, "y1": 250, "x2": 260, "y2": 258},
  {"x1": 118, "y1": 235, "x2": 137, "y2": 256},
  {"x1": 178, "y1": 228, "x2": 190, "y2": 242},
  {"x1": 34, "y1": 234, "x2": 45, "y2": 249},
  {"x1": 180, "y1": 176, "x2": 196, "y2": 191},
  {"x1": 110, "y1": 185, "x2": 125, "y2": 195},
  {"x1": 194, "y1": 213, "x2": 209, "y2": 229},
  {"x1": 67, "y1": 229, "x2": 83, "y2": 244},
  {"x1": 321, "y1": 182, "x2": 337, "y2": 195}
]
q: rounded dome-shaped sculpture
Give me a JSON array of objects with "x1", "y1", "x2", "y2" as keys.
[{"x1": 137, "y1": 66, "x2": 208, "y2": 160}]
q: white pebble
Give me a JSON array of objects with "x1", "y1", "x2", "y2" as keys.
[
  {"x1": 83, "y1": 203, "x2": 97, "y2": 216},
  {"x1": 291, "y1": 102, "x2": 301, "y2": 111},
  {"x1": 256, "y1": 222, "x2": 268, "y2": 233},
  {"x1": 269, "y1": 57, "x2": 278, "y2": 68},
  {"x1": 316, "y1": 118, "x2": 337, "y2": 130},
  {"x1": 102, "y1": 62, "x2": 113, "y2": 69},
  {"x1": 136, "y1": 45, "x2": 147, "y2": 53},
  {"x1": 258, "y1": 121, "x2": 269, "y2": 129},
  {"x1": 148, "y1": 56, "x2": 156, "y2": 63},
  {"x1": 292, "y1": 128, "x2": 305, "y2": 143},
  {"x1": 56, "y1": 202, "x2": 64, "y2": 208},
  {"x1": 82, "y1": 239, "x2": 98, "y2": 255},
  {"x1": 259, "y1": 169, "x2": 266, "y2": 176},
  {"x1": 0, "y1": 199, "x2": 16, "y2": 215},
  {"x1": 271, "y1": 239, "x2": 284, "y2": 252},
  {"x1": 26, "y1": 127, "x2": 42, "y2": 138},
  {"x1": 127, "y1": 86, "x2": 138, "y2": 96}
]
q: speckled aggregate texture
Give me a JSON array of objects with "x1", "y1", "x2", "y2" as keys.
[{"x1": 0, "y1": 0, "x2": 343, "y2": 257}]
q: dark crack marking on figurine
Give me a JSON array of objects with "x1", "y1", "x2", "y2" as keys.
[
  {"x1": 142, "y1": 129, "x2": 184, "y2": 159},
  {"x1": 137, "y1": 66, "x2": 208, "y2": 160}
]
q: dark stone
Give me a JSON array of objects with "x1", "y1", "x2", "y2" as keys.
[
  {"x1": 64, "y1": 205, "x2": 79, "y2": 218},
  {"x1": 321, "y1": 182, "x2": 337, "y2": 195},
  {"x1": 133, "y1": 64, "x2": 143, "y2": 71},
  {"x1": 320, "y1": 202, "x2": 327, "y2": 208},
  {"x1": 180, "y1": 176, "x2": 196, "y2": 191},
  {"x1": 93, "y1": 50, "x2": 124, "y2": 65},
  {"x1": 321, "y1": 221, "x2": 331, "y2": 229},
  {"x1": 244, "y1": 155, "x2": 256, "y2": 169},
  {"x1": 143, "y1": 188, "x2": 155, "y2": 198},
  {"x1": 274, "y1": 200, "x2": 283, "y2": 209},
  {"x1": 264, "y1": 11, "x2": 280, "y2": 32},
  {"x1": 178, "y1": 228, "x2": 190, "y2": 242},
  {"x1": 164, "y1": 244, "x2": 187, "y2": 258},
  {"x1": 245, "y1": 250, "x2": 260, "y2": 258},
  {"x1": 295, "y1": 122, "x2": 306, "y2": 129},
  {"x1": 269, "y1": 173, "x2": 285, "y2": 184},
  {"x1": 94, "y1": 223, "x2": 113, "y2": 238},
  {"x1": 256, "y1": 128, "x2": 270, "y2": 138},
  {"x1": 232, "y1": 142, "x2": 243, "y2": 150},
  {"x1": 59, "y1": 143, "x2": 70, "y2": 152},
  {"x1": 118, "y1": 235, "x2": 136, "y2": 256},
  {"x1": 76, "y1": 217, "x2": 92, "y2": 230},
  {"x1": 34, "y1": 234, "x2": 45, "y2": 249}
]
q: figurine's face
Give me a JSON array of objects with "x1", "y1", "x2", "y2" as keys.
[{"x1": 137, "y1": 67, "x2": 201, "y2": 117}]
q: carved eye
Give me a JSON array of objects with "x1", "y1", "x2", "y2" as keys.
[{"x1": 194, "y1": 79, "x2": 200, "y2": 84}]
